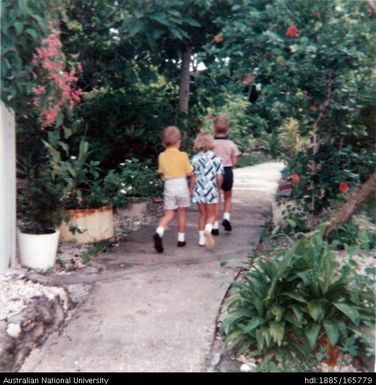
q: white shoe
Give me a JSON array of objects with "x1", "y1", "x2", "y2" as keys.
[
  {"x1": 204, "y1": 230, "x2": 215, "y2": 249},
  {"x1": 198, "y1": 238, "x2": 206, "y2": 247}
]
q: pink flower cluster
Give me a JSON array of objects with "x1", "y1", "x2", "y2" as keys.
[{"x1": 32, "y1": 28, "x2": 83, "y2": 128}]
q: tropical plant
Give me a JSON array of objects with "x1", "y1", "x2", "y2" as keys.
[
  {"x1": 17, "y1": 166, "x2": 65, "y2": 234},
  {"x1": 220, "y1": 225, "x2": 375, "y2": 366},
  {"x1": 105, "y1": 158, "x2": 163, "y2": 207},
  {"x1": 43, "y1": 133, "x2": 113, "y2": 209}
]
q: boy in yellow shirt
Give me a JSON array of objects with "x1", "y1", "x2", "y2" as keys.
[{"x1": 154, "y1": 126, "x2": 193, "y2": 253}]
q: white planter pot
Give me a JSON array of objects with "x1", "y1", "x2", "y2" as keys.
[
  {"x1": 59, "y1": 205, "x2": 113, "y2": 244},
  {"x1": 18, "y1": 229, "x2": 59, "y2": 270}
]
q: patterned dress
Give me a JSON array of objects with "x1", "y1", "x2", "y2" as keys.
[{"x1": 191, "y1": 150, "x2": 224, "y2": 204}]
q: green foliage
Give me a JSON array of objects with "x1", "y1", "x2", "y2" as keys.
[
  {"x1": 43, "y1": 133, "x2": 114, "y2": 209},
  {"x1": 72, "y1": 82, "x2": 178, "y2": 167},
  {"x1": 279, "y1": 201, "x2": 308, "y2": 234},
  {"x1": 220, "y1": 225, "x2": 375, "y2": 365},
  {"x1": 236, "y1": 153, "x2": 271, "y2": 169},
  {"x1": 208, "y1": 0, "x2": 376, "y2": 216},
  {"x1": 17, "y1": 166, "x2": 65, "y2": 234},
  {"x1": 43, "y1": 131, "x2": 162, "y2": 209},
  {"x1": 278, "y1": 118, "x2": 311, "y2": 157},
  {"x1": 104, "y1": 158, "x2": 163, "y2": 208},
  {"x1": 80, "y1": 241, "x2": 110, "y2": 264},
  {"x1": 1, "y1": 0, "x2": 65, "y2": 111}
]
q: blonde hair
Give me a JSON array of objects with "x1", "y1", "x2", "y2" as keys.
[
  {"x1": 194, "y1": 133, "x2": 215, "y2": 152},
  {"x1": 214, "y1": 116, "x2": 230, "y2": 134},
  {"x1": 162, "y1": 126, "x2": 181, "y2": 147}
]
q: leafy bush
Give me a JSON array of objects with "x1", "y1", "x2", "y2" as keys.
[
  {"x1": 44, "y1": 131, "x2": 162, "y2": 209},
  {"x1": 104, "y1": 158, "x2": 163, "y2": 208},
  {"x1": 17, "y1": 166, "x2": 65, "y2": 234},
  {"x1": 220, "y1": 225, "x2": 375, "y2": 366},
  {"x1": 44, "y1": 135, "x2": 113, "y2": 209}
]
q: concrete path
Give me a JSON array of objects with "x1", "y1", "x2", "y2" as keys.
[{"x1": 20, "y1": 162, "x2": 284, "y2": 372}]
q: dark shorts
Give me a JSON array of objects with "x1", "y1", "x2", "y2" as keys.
[{"x1": 222, "y1": 167, "x2": 234, "y2": 192}]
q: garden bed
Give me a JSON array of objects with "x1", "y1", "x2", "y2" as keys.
[{"x1": 210, "y1": 216, "x2": 376, "y2": 373}]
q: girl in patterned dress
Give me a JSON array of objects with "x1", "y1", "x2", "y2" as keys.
[{"x1": 190, "y1": 133, "x2": 223, "y2": 249}]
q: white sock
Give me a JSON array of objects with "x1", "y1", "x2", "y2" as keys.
[
  {"x1": 205, "y1": 223, "x2": 213, "y2": 233},
  {"x1": 178, "y1": 232, "x2": 185, "y2": 242},
  {"x1": 199, "y1": 231, "x2": 205, "y2": 245},
  {"x1": 223, "y1": 212, "x2": 231, "y2": 221},
  {"x1": 156, "y1": 226, "x2": 165, "y2": 237},
  {"x1": 213, "y1": 221, "x2": 219, "y2": 229}
]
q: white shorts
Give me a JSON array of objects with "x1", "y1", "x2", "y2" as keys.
[{"x1": 164, "y1": 178, "x2": 190, "y2": 210}]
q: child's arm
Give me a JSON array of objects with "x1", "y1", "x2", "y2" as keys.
[
  {"x1": 189, "y1": 175, "x2": 196, "y2": 197},
  {"x1": 231, "y1": 142, "x2": 241, "y2": 167},
  {"x1": 217, "y1": 174, "x2": 223, "y2": 189}
]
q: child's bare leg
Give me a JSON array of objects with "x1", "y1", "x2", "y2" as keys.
[
  {"x1": 158, "y1": 209, "x2": 175, "y2": 229},
  {"x1": 197, "y1": 204, "x2": 207, "y2": 230},
  {"x1": 177, "y1": 207, "x2": 186, "y2": 233},
  {"x1": 197, "y1": 204, "x2": 207, "y2": 246},
  {"x1": 177, "y1": 208, "x2": 187, "y2": 246},
  {"x1": 212, "y1": 192, "x2": 221, "y2": 235},
  {"x1": 203, "y1": 204, "x2": 216, "y2": 249},
  {"x1": 222, "y1": 191, "x2": 233, "y2": 231},
  {"x1": 206, "y1": 204, "x2": 216, "y2": 226},
  {"x1": 224, "y1": 190, "x2": 232, "y2": 214}
]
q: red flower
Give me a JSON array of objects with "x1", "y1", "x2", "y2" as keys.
[
  {"x1": 315, "y1": 11, "x2": 321, "y2": 18},
  {"x1": 286, "y1": 26, "x2": 298, "y2": 38},
  {"x1": 214, "y1": 34, "x2": 224, "y2": 43},
  {"x1": 339, "y1": 182, "x2": 349, "y2": 193},
  {"x1": 292, "y1": 175, "x2": 300, "y2": 184}
]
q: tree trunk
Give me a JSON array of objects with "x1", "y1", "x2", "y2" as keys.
[
  {"x1": 366, "y1": 0, "x2": 376, "y2": 18},
  {"x1": 307, "y1": 74, "x2": 333, "y2": 230},
  {"x1": 179, "y1": 44, "x2": 192, "y2": 124},
  {"x1": 325, "y1": 169, "x2": 376, "y2": 237}
]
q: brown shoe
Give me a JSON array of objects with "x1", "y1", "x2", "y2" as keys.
[{"x1": 203, "y1": 230, "x2": 215, "y2": 249}]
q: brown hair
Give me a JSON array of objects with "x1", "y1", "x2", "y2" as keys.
[
  {"x1": 193, "y1": 133, "x2": 215, "y2": 152},
  {"x1": 162, "y1": 126, "x2": 181, "y2": 147},
  {"x1": 214, "y1": 116, "x2": 230, "y2": 134}
]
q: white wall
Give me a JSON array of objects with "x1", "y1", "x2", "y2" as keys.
[{"x1": 0, "y1": 102, "x2": 17, "y2": 273}]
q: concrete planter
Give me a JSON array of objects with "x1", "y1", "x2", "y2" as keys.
[
  {"x1": 60, "y1": 205, "x2": 113, "y2": 243},
  {"x1": 118, "y1": 200, "x2": 150, "y2": 219},
  {"x1": 18, "y1": 229, "x2": 60, "y2": 271}
]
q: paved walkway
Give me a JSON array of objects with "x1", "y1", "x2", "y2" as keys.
[{"x1": 20, "y1": 162, "x2": 284, "y2": 372}]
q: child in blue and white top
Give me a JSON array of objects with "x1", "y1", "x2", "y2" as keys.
[{"x1": 190, "y1": 133, "x2": 223, "y2": 249}]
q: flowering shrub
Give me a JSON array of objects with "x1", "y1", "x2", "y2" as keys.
[
  {"x1": 32, "y1": 27, "x2": 82, "y2": 128},
  {"x1": 44, "y1": 133, "x2": 162, "y2": 209},
  {"x1": 106, "y1": 158, "x2": 163, "y2": 207},
  {"x1": 339, "y1": 182, "x2": 349, "y2": 193},
  {"x1": 286, "y1": 25, "x2": 298, "y2": 38}
]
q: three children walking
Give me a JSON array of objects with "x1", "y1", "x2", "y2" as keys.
[{"x1": 154, "y1": 116, "x2": 240, "y2": 253}]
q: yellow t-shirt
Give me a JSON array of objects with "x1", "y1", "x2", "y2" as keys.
[{"x1": 158, "y1": 147, "x2": 193, "y2": 180}]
